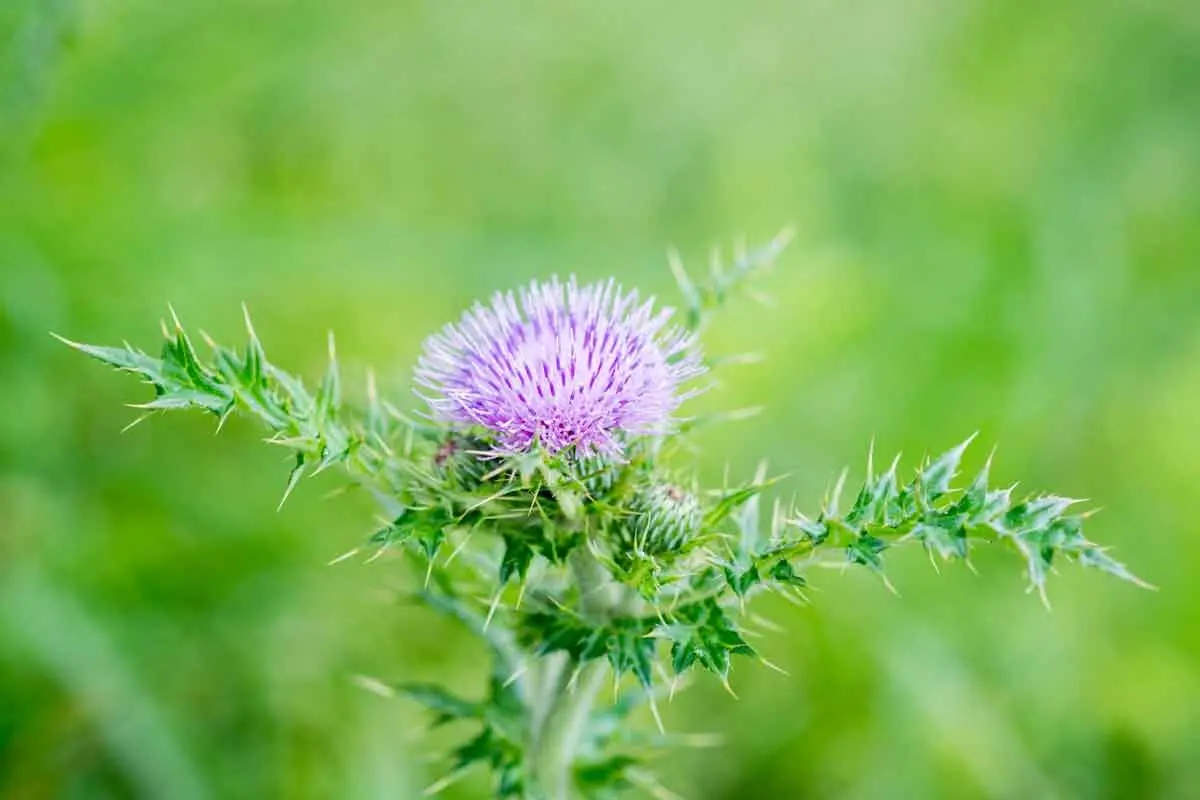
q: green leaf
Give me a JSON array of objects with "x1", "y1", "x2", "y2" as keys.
[
  {"x1": 605, "y1": 622, "x2": 657, "y2": 688},
  {"x1": 54, "y1": 336, "x2": 162, "y2": 377},
  {"x1": 722, "y1": 564, "x2": 761, "y2": 597},
  {"x1": 398, "y1": 683, "x2": 480, "y2": 726},
  {"x1": 449, "y1": 727, "x2": 526, "y2": 799},
  {"x1": 665, "y1": 599, "x2": 754, "y2": 679},
  {"x1": 499, "y1": 534, "x2": 536, "y2": 585},
  {"x1": 921, "y1": 434, "x2": 976, "y2": 500},
  {"x1": 575, "y1": 756, "x2": 638, "y2": 798},
  {"x1": 846, "y1": 532, "x2": 888, "y2": 571},
  {"x1": 766, "y1": 559, "x2": 808, "y2": 588},
  {"x1": 846, "y1": 454, "x2": 899, "y2": 527},
  {"x1": 316, "y1": 332, "x2": 341, "y2": 421},
  {"x1": 671, "y1": 229, "x2": 794, "y2": 332},
  {"x1": 1003, "y1": 495, "x2": 1079, "y2": 534},
  {"x1": 910, "y1": 520, "x2": 968, "y2": 562},
  {"x1": 517, "y1": 609, "x2": 657, "y2": 687}
]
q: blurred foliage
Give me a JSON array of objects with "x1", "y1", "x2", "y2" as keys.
[{"x1": 1, "y1": 0, "x2": 1197, "y2": 798}]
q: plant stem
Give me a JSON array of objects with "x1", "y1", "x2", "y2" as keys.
[
  {"x1": 531, "y1": 659, "x2": 606, "y2": 799},
  {"x1": 529, "y1": 548, "x2": 618, "y2": 799}
]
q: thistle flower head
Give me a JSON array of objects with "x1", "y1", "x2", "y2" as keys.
[{"x1": 416, "y1": 277, "x2": 704, "y2": 456}]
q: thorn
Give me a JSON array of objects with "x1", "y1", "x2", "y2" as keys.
[
  {"x1": 167, "y1": 303, "x2": 183, "y2": 331},
  {"x1": 364, "y1": 545, "x2": 390, "y2": 564},
  {"x1": 747, "y1": 612, "x2": 784, "y2": 634},
  {"x1": 242, "y1": 302, "x2": 259, "y2": 342},
  {"x1": 319, "y1": 484, "x2": 354, "y2": 502},
  {"x1": 647, "y1": 692, "x2": 665, "y2": 734},
  {"x1": 351, "y1": 674, "x2": 395, "y2": 698},
  {"x1": 502, "y1": 663, "x2": 528, "y2": 689},
  {"x1": 827, "y1": 468, "x2": 848, "y2": 516},
  {"x1": 422, "y1": 769, "x2": 468, "y2": 797},
  {"x1": 277, "y1": 462, "x2": 305, "y2": 511},
  {"x1": 628, "y1": 770, "x2": 687, "y2": 800},
  {"x1": 778, "y1": 589, "x2": 808, "y2": 608},
  {"x1": 1037, "y1": 582, "x2": 1052, "y2": 611},
  {"x1": 567, "y1": 663, "x2": 585, "y2": 693},
  {"x1": 121, "y1": 413, "x2": 154, "y2": 433},
  {"x1": 668, "y1": 247, "x2": 694, "y2": 296},
  {"x1": 483, "y1": 588, "x2": 504, "y2": 631},
  {"x1": 759, "y1": 657, "x2": 790, "y2": 677},
  {"x1": 444, "y1": 529, "x2": 476, "y2": 565},
  {"x1": 366, "y1": 368, "x2": 378, "y2": 404},
  {"x1": 49, "y1": 331, "x2": 78, "y2": 348},
  {"x1": 328, "y1": 547, "x2": 361, "y2": 566},
  {"x1": 867, "y1": 436, "x2": 876, "y2": 480},
  {"x1": 719, "y1": 675, "x2": 738, "y2": 699}
]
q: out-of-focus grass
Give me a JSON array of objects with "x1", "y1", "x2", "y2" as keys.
[{"x1": 1, "y1": 1, "x2": 1197, "y2": 797}]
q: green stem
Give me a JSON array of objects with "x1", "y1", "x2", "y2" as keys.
[
  {"x1": 529, "y1": 548, "x2": 618, "y2": 799},
  {"x1": 531, "y1": 659, "x2": 607, "y2": 800}
]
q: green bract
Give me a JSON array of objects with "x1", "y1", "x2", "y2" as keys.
[{"x1": 60, "y1": 232, "x2": 1146, "y2": 800}]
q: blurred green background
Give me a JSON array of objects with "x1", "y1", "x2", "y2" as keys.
[{"x1": 2, "y1": 1, "x2": 1198, "y2": 797}]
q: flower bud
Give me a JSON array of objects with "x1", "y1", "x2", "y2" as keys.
[
  {"x1": 621, "y1": 480, "x2": 702, "y2": 557},
  {"x1": 433, "y1": 433, "x2": 489, "y2": 488},
  {"x1": 570, "y1": 453, "x2": 621, "y2": 499}
]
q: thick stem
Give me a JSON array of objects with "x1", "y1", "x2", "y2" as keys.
[
  {"x1": 529, "y1": 548, "x2": 619, "y2": 799},
  {"x1": 530, "y1": 659, "x2": 606, "y2": 800}
]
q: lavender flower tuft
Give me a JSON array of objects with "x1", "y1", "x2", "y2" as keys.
[{"x1": 415, "y1": 277, "x2": 704, "y2": 456}]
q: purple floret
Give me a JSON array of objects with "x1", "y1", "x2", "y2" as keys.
[{"x1": 415, "y1": 277, "x2": 704, "y2": 456}]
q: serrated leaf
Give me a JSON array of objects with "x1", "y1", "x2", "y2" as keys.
[
  {"x1": 910, "y1": 520, "x2": 968, "y2": 561},
  {"x1": 665, "y1": 599, "x2": 754, "y2": 679},
  {"x1": 922, "y1": 434, "x2": 976, "y2": 499},
  {"x1": 131, "y1": 390, "x2": 228, "y2": 414},
  {"x1": 846, "y1": 532, "x2": 888, "y2": 571},
  {"x1": 1004, "y1": 495, "x2": 1077, "y2": 533},
  {"x1": 499, "y1": 534, "x2": 536, "y2": 585},
  {"x1": 606, "y1": 623, "x2": 656, "y2": 688},
  {"x1": 722, "y1": 564, "x2": 761, "y2": 597},
  {"x1": 847, "y1": 456, "x2": 899, "y2": 526},
  {"x1": 791, "y1": 515, "x2": 829, "y2": 544},
  {"x1": 55, "y1": 336, "x2": 163, "y2": 378},
  {"x1": 767, "y1": 559, "x2": 808, "y2": 587}
]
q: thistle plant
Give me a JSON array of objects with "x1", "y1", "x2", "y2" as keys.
[{"x1": 60, "y1": 232, "x2": 1147, "y2": 799}]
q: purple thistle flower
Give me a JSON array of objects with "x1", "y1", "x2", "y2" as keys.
[{"x1": 416, "y1": 277, "x2": 705, "y2": 457}]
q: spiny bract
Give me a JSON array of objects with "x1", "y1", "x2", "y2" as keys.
[{"x1": 414, "y1": 277, "x2": 704, "y2": 457}]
